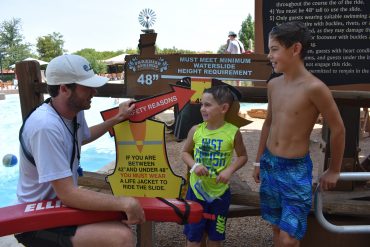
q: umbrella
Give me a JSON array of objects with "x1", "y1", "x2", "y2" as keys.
[
  {"x1": 9, "y1": 57, "x2": 48, "y2": 69},
  {"x1": 102, "y1": 54, "x2": 128, "y2": 65}
]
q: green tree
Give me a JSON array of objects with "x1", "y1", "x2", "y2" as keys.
[
  {"x1": 99, "y1": 50, "x2": 124, "y2": 60},
  {"x1": 74, "y1": 48, "x2": 109, "y2": 74},
  {"x1": 217, "y1": 44, "x2": 228, "y2": 54},
  {"x1": 36, "y1": 32, "x2": 64, "y2": 61},
  {"x1": 157, "y1": 46, "x2": 212, "y2": 54},
  {"x1": 74, "y1": 48, "x2": 152, "y2": 74},
  {"x1": 124, "y1": 48, "x2": 139, "y2": 54},
  {"x1": 238, "y1": 14, "x2": 255, "y2": 51},
  {"x1": 0, "y1": 18, "x2": 33, "y2": 69}
]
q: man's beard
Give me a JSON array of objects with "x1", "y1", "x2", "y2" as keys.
[{"x1": 67, "y1": 92, "x2": 91, "y2": 113}]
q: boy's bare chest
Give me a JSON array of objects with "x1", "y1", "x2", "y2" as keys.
[{"x1": 271, "y1": 86, "x2": 311, "y2": 111}]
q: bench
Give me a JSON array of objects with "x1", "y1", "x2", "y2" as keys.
[
  {"x1": 78, "y1": 171, "x2": 260, "y2": 247},
  {"x1": 78, "y1": 171, "x2": 261, "y2": 213}
]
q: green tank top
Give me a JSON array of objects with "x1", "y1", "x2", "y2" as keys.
[{"x1": 189, "y1": 121, "x2": 238, "y2": 201}]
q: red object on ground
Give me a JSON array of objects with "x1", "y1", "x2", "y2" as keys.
[{"x1": 0, "y1": 197, "x2": 204, "y2": 236}]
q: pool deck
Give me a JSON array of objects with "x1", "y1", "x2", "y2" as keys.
[
  {"x1": 0, "y1": 89, "x2": 18, "y2": 95},
  {"x1": 0, "y1": 235, "x2": 22, "y2": 246}
]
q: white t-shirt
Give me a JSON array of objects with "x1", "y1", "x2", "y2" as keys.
[
  {"x1": 17, "y1": 102, "x2": 90, "y2": 203},
  {"x1": 227, "y1": 39, "x2": 245, "y2": 54}
]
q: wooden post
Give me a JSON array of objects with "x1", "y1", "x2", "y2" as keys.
[
  {"x1": 254, "y1": 0, "x2": 264, "y2": 54},
  {"x1": 16, "y1": 61, "x2": 44, "y2": 120},
  {"x1": 139, "y1": 33, "x2": 157, "y2": 57},
  {"x1": 136, "y1": 222, "x2": 155, "y2": 247},
  {"x1": 135, "y1": 31, "x2": 157, "y2": 247}
]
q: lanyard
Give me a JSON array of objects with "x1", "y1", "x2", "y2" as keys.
[{"x1": 50, "y1": 99, "x2": 83, "y2": 176}]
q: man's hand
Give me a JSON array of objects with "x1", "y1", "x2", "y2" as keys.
[
  {"x1": 121, "y1": 197, "x2": 145, "y2": 225},
  {"x1": 114, "y1": 99, "x2": 135, "y2": 124}
]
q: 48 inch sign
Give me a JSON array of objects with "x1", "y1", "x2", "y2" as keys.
[{"x1": 137, "y1": 73, "x2": 159, "y2": 85}]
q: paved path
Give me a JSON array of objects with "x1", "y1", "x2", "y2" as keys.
[{"x1": 0, "y1": 235, "x2": 22, "y2": 247}]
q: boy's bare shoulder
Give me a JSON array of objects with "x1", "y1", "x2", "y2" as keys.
[
  {"x1": 267, "y1": 73, "x2": 328, "y2": 93},
  {"x1": 304, "y1": 74, "x2": 329, "y2": 92},
  {"x1": 267, "y1": 74, "x2": 284, "y2": 87}
]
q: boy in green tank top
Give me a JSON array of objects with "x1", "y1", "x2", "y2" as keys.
[{"x1": 182, "y1": 85, "x2": 248, "y2": 247}]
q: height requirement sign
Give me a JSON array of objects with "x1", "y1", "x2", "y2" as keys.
[
  {"x1": 124, "y1": 53, "x2": 272, "y2": 96},
  {"x1": 263, "y1": 0, "x2": 369, "y2": 85}
]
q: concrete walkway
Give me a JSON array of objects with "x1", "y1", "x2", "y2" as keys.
[{"x1": 0, "y1": 235, "x2": 22, "y2": 247}]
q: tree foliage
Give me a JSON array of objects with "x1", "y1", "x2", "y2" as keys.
[
  {"x1": 125, "y1": 48, "x2": 139, "y2": 54},
  {"x1": 0, "y1": 18, "x2": 33, "y2": 69},
  {"x1": 73, "y1": 46, "x2": 211, "y2": 74},
  {"x1": 73, "y1": 48, "x2": 107, "y2": 74},
  {"x1": 217, "y1": 14, "x2": 255, "y2": 53},
  {"x1": 0, "y1": 15, "x2": 256, "y2": 80},
  {"x1": 36, "y1": 32, "x2": 64, "y2": 61},
  {"x1": 157, "y1": 46, "x2": 211, "y2": 54},
  {"x1": 74, "y1": 48, "x2": 132, "y2": 74},
  {"x1": 217, "y1": 43, "x2": 228, "y2": 54},
  {"x1": 238, "y1": 14, "x2": 255, "y2": 51}
]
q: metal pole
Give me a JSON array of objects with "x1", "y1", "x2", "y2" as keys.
[{"x1": 314, "y1": 172, "x2": 370, "y2": 234}]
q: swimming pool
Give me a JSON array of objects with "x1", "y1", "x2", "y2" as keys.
[
  {"x1": 0, "y1": 94, "x2": 266, "y2": 207},
  {"x1": 0, "y1": 94, "x2": 118, "y2": 207}
]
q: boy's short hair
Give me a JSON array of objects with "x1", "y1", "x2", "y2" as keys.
[
  {"x1": 203, "y1": 85, "x2": 235, "y2": 107},
  {"x1": 269, "y1": 21, "x2": 311, "y2": 59}
]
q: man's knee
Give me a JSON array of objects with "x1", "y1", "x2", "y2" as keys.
[
  {"x1": 73, "y1": 222, "x2": 135, "y2": 247},
  {"x1": 114, "y1": 225, "x2": 135, "y2": 247}
]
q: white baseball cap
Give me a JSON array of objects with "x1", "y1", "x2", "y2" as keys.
[{"x1": 46, "y1": 54, "x2": 108, "y2": 87}]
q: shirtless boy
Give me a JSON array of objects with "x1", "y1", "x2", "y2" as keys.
[{"x1": 253, "y1": 21, "x2": 345, "y2": 247}]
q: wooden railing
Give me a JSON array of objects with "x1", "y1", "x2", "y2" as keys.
[{"x1": 15, "y1": 60, "x2": 370, "y2": 247}]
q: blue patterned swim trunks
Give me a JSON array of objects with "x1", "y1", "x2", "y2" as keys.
[{"x1": 260, "y1": 148, "x2": 313, "y2": 240}]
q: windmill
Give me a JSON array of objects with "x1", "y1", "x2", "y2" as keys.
[{"x1": 138, "y1": 8, "x2": 156, "y2": 34}]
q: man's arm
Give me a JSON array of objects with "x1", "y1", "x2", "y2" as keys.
[
  {"x1": 310, "y1": 82, "x2": 345, "y2": 190},
  {"x1": 83, "y1": 100, "x2": 135, "y2": 144},
  {"x1": 52, "y1": 177, "x2": 145, "y2": 225}
]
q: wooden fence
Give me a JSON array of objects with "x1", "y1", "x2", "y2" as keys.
[{"x1": 15, "y1": 59, "x2": 370, "y2": 247}]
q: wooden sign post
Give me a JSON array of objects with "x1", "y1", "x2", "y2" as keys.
[
  {"x1": 125, "y1": 52, "x2": 272, "y2": 97},
  {"x1": 126, "y1": 32, "x2": 272, "y2": 97}
]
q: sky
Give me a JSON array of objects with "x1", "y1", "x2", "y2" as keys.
[{"x1": 1, "y1": 0, "x2": 255, "y2": 54}]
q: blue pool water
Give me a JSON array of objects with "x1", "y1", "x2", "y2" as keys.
[
  {"x1": 0, "y1": 94, "x2": 118, "y2": 207},
  {"x1": 240, "y1": 102, "x2": 267, "y2": 111},
  {"x1": 0, "y1": 94, "x2": 266, "y2": 207}
]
